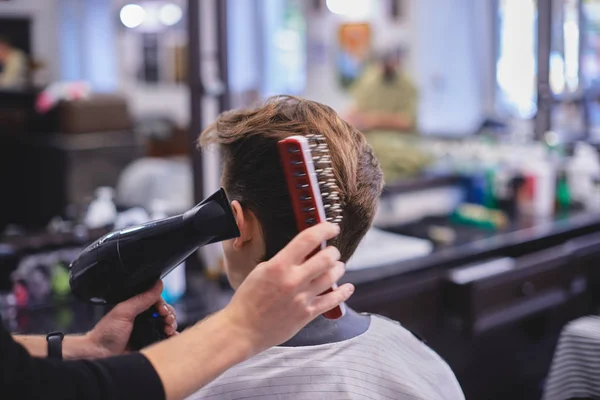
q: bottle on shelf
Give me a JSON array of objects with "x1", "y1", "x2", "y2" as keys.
[
  {"x1": 150, "y1": 200, "x2": 187, "y2": 304},
  {"x1": 84, "y1": 187, "x2": 118, "y2": 229},
  {"x1": 567, "y1": 142, "x2": 600, "y2": 210},
  {"x1": 555, "y1": 170, "x2": 572, "y2": 213},
  {"x1": 519, "y1": 144, "x2": 556, "y2": 218}
]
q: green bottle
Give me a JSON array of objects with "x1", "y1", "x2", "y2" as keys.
[
  {"x1": 484, "y1": 167, "x2": 497, "y2": 210},
  {"x1": 556, "y1": 172, "x2": 571, "y2": 211},
  {"x1": 51, "y1": 263, "x2": 71, "y2": 298}
]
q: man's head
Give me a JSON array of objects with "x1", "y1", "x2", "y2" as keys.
[
  {"x1": 378, "y1": 48, "x2": 405, "y2": 82},
  {"x1": 199, "y1": 96, "x2": 383, "y2": 288},
  {"x1": 0, "y1": 36, "x2": 13, "y2": 63}
]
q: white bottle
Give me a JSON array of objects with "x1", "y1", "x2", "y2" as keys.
[
  {"x1": 521, "y1": 145, "x2": 556, "y2": 218},
  {"x1": 84, "y1": 187, "x2": 118, "y2": 229},
  {"x1": 151, "y1": 200, "x2": 187, "y2": 303},
  {"x1": 587, "y1": 179, "x2": 600, "y2": 211},
  {"x1": 567, "y1": 142, "x2": 600, "y2": 208}
]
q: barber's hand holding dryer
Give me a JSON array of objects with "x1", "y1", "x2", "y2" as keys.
[{"x1": 1, "y1": 223, "x2": 352, "y2": 400}]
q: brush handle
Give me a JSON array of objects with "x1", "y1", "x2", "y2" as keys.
[
  {"x1": 321, "y1": 287, "x2": 345, "y2": 319},
  {"x1": 279, "y1": 136, "x2": 345, "y2": 320},
  {"x1": 308, "y1": 247, "x2": 345, "y2": 320},
  {"x1": 128, "y1": 305, "x2": 169, "y2": 350}
]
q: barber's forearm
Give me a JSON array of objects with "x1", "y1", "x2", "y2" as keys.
[
  {"x1": 13, "y1": 334, "x2": 105, "y2": 359},
  {"x1": 142, "y1": 310, "x2": 255, "y2": 400}
]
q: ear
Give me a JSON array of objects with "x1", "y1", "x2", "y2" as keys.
[{"x1": 231, "y1": 200, "x2": 256, "y2": 251}]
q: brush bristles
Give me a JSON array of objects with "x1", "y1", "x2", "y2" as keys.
[{"x1": 307, "y1": 133, "x2": 343, "y2": 225}]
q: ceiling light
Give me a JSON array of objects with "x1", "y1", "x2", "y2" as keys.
[
  {"x1": 326, "y1": 0, "x2": 372, "y2": 17},
  {"x1": 120, "y1": 4, "x2": 146, "y2": 28},
  {"x1": 159, "y1": 3, "x2": 183, "y2": 26}
]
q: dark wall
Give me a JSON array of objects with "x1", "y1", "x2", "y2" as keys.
[
  {"x1": 0, "y1": 135, "x2": 67, "y2": 231},
  {"x1": 0, "y1": 17, "x2": 31, "y2": 55}
]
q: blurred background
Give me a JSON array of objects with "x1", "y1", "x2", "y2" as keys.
[{"x1": 2, "y1": 0, "x2": 600, "y2": 399}]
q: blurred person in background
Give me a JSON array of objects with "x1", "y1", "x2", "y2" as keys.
[
  {"x1": 345, "y1": 47, "x2": 418, "y2": 133},
  {"x1": 344, "y1": 47, "x2": 430, "y2": 182},
  {"x1": 0, "y1": 36, "x2": 27, "y2": 90}
]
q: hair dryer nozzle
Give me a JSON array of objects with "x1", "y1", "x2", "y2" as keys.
[
  {"x1": 69, "y1": 188, "x2": 239, "y2": 305},
  {"x1": 184, "y1": 187, "x2": 240, "y2": 242}
]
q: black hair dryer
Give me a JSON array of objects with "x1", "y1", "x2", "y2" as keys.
[{"x1": 69, "y1": 188, "x2": 240, "y2": 350}]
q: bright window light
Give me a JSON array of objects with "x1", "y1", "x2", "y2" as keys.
[
  {"x1": 550, "y1": 52, "x2": 566, "y2": 94},
  {"x1": 120, "y1": 4, "x2": 146, "y2": 28},
  {"x1": 564, "y1": 18, "x2": 580, "y2": 92},
  {"x1": 159, "y1": 3, "x2": 183, "y2": 26},
  {"x1": 496, "y1": 0, "x2": 537, "y2": 118}
]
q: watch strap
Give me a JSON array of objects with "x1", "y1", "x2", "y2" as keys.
[{"x1": 46, "y1": 331, "x2": 64, "y2": 360}]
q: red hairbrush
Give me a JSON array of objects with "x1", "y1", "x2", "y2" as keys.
[{"x1": 278, "y1": 134, "x2": 345, "y2": 320}]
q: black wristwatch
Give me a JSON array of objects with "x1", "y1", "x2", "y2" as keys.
[{"x1": 46, "y1": 331, "x2": 64, "y2": 360}]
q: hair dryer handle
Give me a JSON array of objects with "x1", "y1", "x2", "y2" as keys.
[{"x1": 128, "y1": 305, "x2": 169, "y2": 350}]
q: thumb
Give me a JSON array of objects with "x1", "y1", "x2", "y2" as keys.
[{"x1": 113, "y1": 280, "x2": 164, "y2": 320}]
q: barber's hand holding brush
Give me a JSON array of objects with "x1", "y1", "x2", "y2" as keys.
[{"x1": 144, "y1": 222, "x2": 353, "y2": 400}]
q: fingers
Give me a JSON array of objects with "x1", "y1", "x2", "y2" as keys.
[
  {"x1": 164, "y1": 323, "x2": 178, "y2": 336},
  {"x1": 165, "y1": 304, "x2": 176, "y2": 317},
  {"x1": 162, "y1": 312, "x2": 178, "y2": 336},
  {"x1": 133, "y1": 280, "x2": 164, "y2": 314},
  {"x1": 272, "y1": 223, "x2": 340, "y2": 265},
  {"x1": 156, "y1": 300, "x2": 170, "y2": 317},
  {"x1": 156, "y1": 301, "x2": 178, "y2": 335},
  {"x1": 309, "y1": 283, "x2": 355, "y2": 318},
  {"x1": 113, "y1": 280, "x2": 164, "y2": 319},
  {"x1": 299, "y1": 246, "x2": 341, "y2": 282},
  {"x1": 164, "y1": 313, "x2": 176, "y2": 326},
  {"x1": 309, "y1": 261, "x2": 345, "y2": 296}
]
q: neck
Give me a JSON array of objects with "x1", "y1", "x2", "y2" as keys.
[
  {"x1": 383, "y1": 69, "x2": 398, "y2": 83},
  {"x1": 279, "y1": 307, "x2": 370, "y2": 347}
]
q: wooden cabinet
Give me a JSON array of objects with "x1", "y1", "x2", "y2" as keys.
[
  {"x1": 350, "y1": 238, "x2": 596, "y2": 400},
  {"x1": 567, "y1": 232, "x2": 600, "y2": 312},
  {"x1": 443, "y1": 247, "x2": 580, "y2": 335}
]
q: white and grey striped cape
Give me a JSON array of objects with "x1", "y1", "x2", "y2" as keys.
[
  {"x1": 186, "y1": 315, "x2": 465, "y2": 400},
  {"x1": 543, "y1": 315, "x2": 600, "y2": 400}
]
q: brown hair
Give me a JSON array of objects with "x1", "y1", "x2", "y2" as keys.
[{"x1": 198, "y1": 95, "x2": 383, "y2": 262}]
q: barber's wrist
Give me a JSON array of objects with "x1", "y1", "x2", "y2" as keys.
[
  {"x1": 63, "y1": 335, "x2": 109, "y2": 360},
  {"x1": 199, "y1": 309, "x2": 257, "y2": 359}
]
